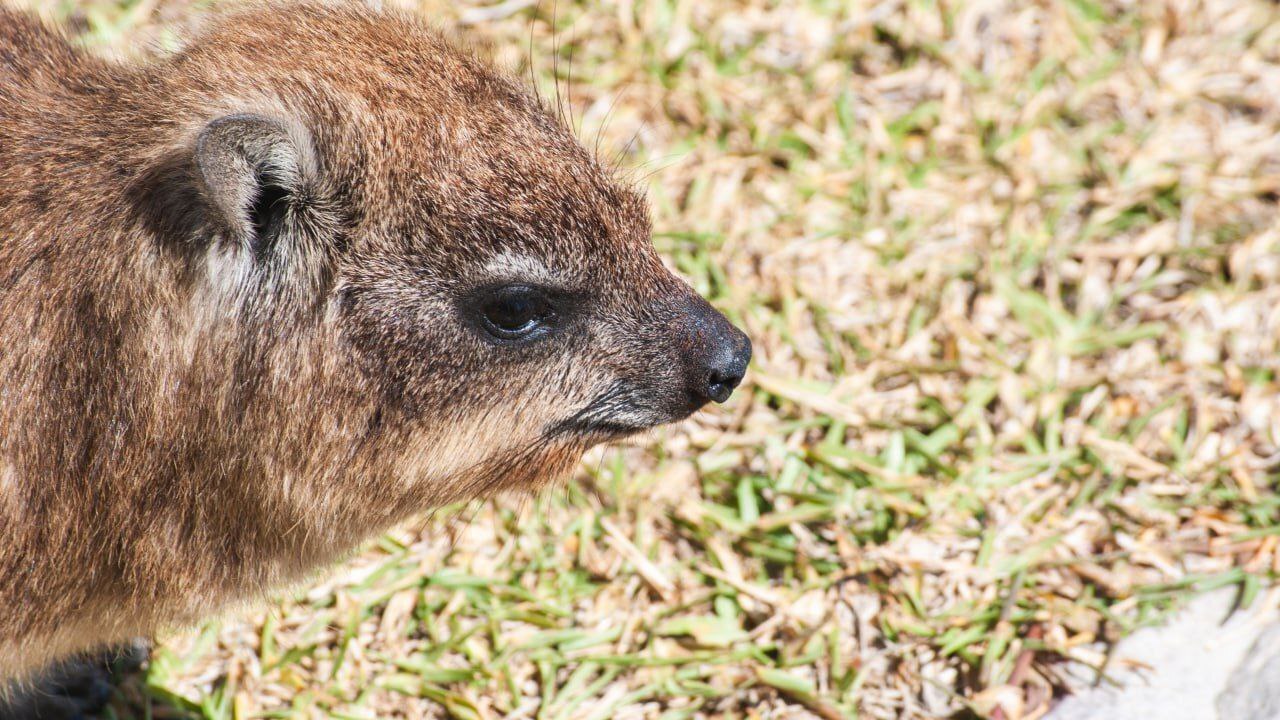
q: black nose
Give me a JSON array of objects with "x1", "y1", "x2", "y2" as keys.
[
  {"x1": 684, "y1": 301, "x2": 752, "y2": 406},
  {"x1": 702, "y1": 343, "x2": 750, "y2": 403}
]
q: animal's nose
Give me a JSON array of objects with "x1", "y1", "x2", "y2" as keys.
[
  {"x1": 698, "y1": 327, "x2": 751, "y2": 403},
  {"x1": 683, "y1": 300, "x2": 752, "y2": 406}
]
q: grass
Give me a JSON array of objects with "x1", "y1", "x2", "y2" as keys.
[{"x1": 24, "y1": 0, "x2": 1280, "y2": 717}]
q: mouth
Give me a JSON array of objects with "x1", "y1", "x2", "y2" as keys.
[
  {"x1": 548, "y1": 381, "x2": 697, "y2": 441},
  {"x1": 550, "y1": 417, "x2": 650, "y2": 440}
]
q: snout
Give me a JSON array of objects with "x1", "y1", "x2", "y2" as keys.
[
  {"x1": 681, "y1": 299, "x2": 752, "y2": 408},
  {"x1": 550, "y1": 294, "x2": 751, "y2": 440}
]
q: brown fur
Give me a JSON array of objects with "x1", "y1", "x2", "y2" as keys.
[{"x1": 0, "y1": 2, "x2": 743, "y2": 678}]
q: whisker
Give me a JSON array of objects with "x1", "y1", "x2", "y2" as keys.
[
  {"x1": 565, "y1": 7, "x2": 577, "y2": 135},
  {"x1": 550, "y1": 0, "x2": 564, "y2": 128},
  {"x1": 525, "y1": 0, "x2": 543, "y2": 105},
  {"x1": 605, "y1": 93, "x2": 668, "y2": 177},
  {"x1": 632, "y1": 153, "x2": 689, "y2": 185},
  {"x1": 594, "y1": 85, "x2": 630, "y2": 165}
]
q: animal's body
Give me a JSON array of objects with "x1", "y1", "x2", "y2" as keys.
[{"x1": 0, "y1": 0, "x2": 749, "y2": 706}]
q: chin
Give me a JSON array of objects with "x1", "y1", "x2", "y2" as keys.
[{"x1": 462, "y1": 434, "x2": 596, "y2": 499}]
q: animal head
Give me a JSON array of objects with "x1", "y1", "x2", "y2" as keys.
[{"x1": 133, "y1": 2, "x2": 750, "y2": 509}]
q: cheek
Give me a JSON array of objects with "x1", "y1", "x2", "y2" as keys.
[
  {"x1": 376, "y1": 387, "x2": 590, "y2": 503},
  {"x1": 476, "y1": 438, "x2": 591, "y2": 496},
  {"x1": 338, "y1": 295, "x2": 478, "y2": 409}
]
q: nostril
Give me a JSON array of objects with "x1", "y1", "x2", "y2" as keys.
[
  {"x1": 701, "y1": 334, "x2": 751, "y2": 404},
  {"x1": 678, "y1": 297, "x2": 753, "y2": 408},
  {"x1": 704, "y1": 367, "x2": 744, "y2": 404}
]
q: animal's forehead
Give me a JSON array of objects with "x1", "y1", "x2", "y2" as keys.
[
  {"x1": 357, "y1": 94, "x2": 644, "y2": 222},
  {"x1": 347, "y1": 83, "x2": 654, "y2": 278},
  {"x1": 370, "y1": 154, "x2": 656, "y2": 286}
]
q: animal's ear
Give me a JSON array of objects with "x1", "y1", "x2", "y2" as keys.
[{"x1": 194, "y1": 113, "x2": 314, "y2": 260}]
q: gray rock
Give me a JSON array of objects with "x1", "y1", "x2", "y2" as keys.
[
  {"x1": 1048, "y1": 588, "x2": 1279, "y2": 720},
  {"x1": 1217, "y1": 622, "x2": 1280, "y2": 720}
]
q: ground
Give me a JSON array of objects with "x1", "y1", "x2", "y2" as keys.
[{"x1": 20, "y1": 0, "x2": 1280, "y2": 718}]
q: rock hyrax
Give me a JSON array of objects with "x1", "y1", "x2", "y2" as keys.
[{"x1": 0, "y1": 0, "x2": 750, "y2": 709}]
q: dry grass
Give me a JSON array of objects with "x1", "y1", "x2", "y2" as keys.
[{"x1": 34, "y1": 0, "x2": 1280, "y2": 717}]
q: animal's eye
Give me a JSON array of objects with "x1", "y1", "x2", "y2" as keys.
[{"x1": 478, "y1": 285, "x2": 554, "y2": 341}]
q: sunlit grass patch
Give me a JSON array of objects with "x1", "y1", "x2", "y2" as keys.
[{"x1": 39, "y1": 0, "x2": 1280, "y2": 717}]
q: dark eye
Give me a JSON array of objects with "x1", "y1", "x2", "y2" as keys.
[{"x1": 478, "y1": 285, "x2": 554, "y2": 341}]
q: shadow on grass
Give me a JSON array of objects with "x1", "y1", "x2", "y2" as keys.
[{"x1": 105, "y1": 673, "x2": 205, "y2": 720}]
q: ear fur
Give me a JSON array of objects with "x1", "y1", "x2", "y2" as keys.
[{"x1": 194, "y1": 113, "x2": 316, "y2": 259}]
